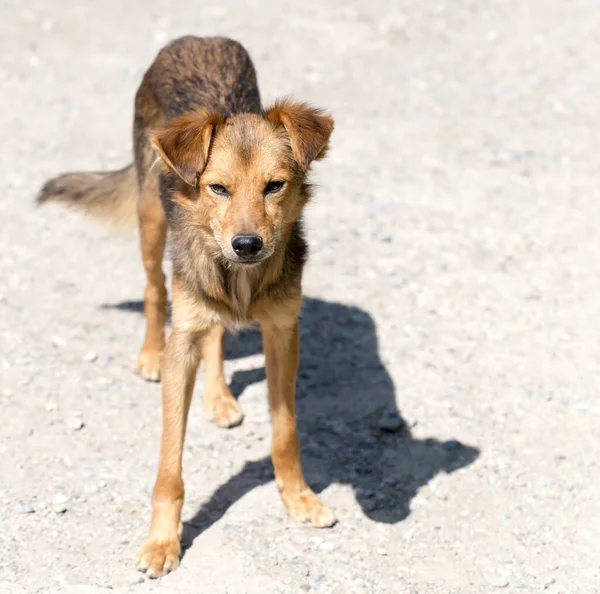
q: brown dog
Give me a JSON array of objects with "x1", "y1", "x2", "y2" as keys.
[{"x1": 38, "y1": 36, "x2": 335, "y2": 577}]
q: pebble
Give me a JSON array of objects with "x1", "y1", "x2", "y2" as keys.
[
  {"x1": 443, "y1": 439, "x2": 463, "y2": 451},
  {"x1": 53, "y1": 493, "x2": 68, "y2": 505},
  {"x1": 17, "y1": 503, "x2": 35, "y2": 514},
  {"x1": 378, "y1": 411, "x2": 406, "y2": 433},
  {"x1": 356, "y1": 487, "x2": 375, "y2": 499},
  {"x1": 53, "y1": 503, "x2": 68, "y2": 514},
  {"x1": 484, "y1": 572, "x2": 509, "y2": 588},
  {"x1": 83, "y1": 352, "x2": 98, "y2": 362},
  {"x1": 66, "y1": 417, "x2": 85, "y2": 431},
  {"x1": 313, "y1": 575, "x2": 325, "y2": 586}
]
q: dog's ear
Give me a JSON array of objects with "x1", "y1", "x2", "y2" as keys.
[
  {"x1": 265, "y1": 98, "x2": 334, "y2": 170},
  {"x1": 151, "y1": 108, "x2": 225, "y2": 186}
]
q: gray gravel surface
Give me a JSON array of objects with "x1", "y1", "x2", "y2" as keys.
[{"x1": 1, "y1": 1, "x2": 600, "y2": 593}]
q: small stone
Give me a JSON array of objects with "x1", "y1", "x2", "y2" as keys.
[
  {"x1": 53, "y1": 504, "x2": 68, "y2": 514},
  {"x1": 17, "y1": 504, "x2": 35, "y2": 514},
  {"x1": 34, "y1": 502, "x2": 47, "y2": 512},
  {"x1": 51, "y1": 336, "x2": 65, "y2": 347},
  {"x1": 321, "y1": 541, "x2": 335, "y2": 552},
  {"x1": 484, "y1": 572, "x2": 509, "y2": 588},
  {"x1": 84, "y1": 352, "x2": 98, "y2": 363},
  {"x1": 377, "y1": 548, "x2": 389, "y2": 556},
  {"x1": 41, "y1": 18, "x2": 55, "y2": 32},
  {"x1": 356, "y1": 487, "x2": 375, "y2": 499},
  {"x1": 66, "y1": 417, "x2": 84, "y2": 431},
  {"x1": 378, "y1": 411, "x2": 406, "y2": 433},
  {"x1": 53, "y1": 493, "x2": 68, "y2": 506},
  {"x1": 390, "y1": 275, "x2": 405, "y2": 288},
  {"x1": 443, "y1": 439, "x2": 463, "y2": 451},
  {"x1": 45, "y1": 400, "x2": 57, "y2": 411},
  {"x1": 313, "y1": 575, "x2": 325, "y2": 586}
]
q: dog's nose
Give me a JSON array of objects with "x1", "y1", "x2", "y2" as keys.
[{"x1": 231, "y1": 234, "x2": 263, "y2": 258}]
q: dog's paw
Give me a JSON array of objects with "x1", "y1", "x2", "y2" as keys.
[
  {"x1": 137, "y1": 537, "x2": 180, "y2": 578},
  {"x1": 134, "y1": 349, "x2": 162, "y2": 382},
  {"x1": 283, "y1": 489, "x2": 337, "y2": 528},
  {"x1": 204, "y1": 390, "x2": 244, "y2": 428}
]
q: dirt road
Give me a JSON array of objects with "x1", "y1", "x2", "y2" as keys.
[{"x1": 1, "y1": 1, "x2": 599, "y2": 592}]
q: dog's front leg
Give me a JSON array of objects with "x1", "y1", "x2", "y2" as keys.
[
  {"x1": 137, "y1": 327, "x2": 202, "y2": 577},
  {"x1": 260, "y1": 317, "x2": 336, "y2": 528}
]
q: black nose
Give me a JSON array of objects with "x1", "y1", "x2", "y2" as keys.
[{"x1": 231, "y1": 234, "x2": 263, "y2": 258}]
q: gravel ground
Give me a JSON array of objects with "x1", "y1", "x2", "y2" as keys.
[{"x1": 1, "y1": 1, "x2": 600, "y2": 593}]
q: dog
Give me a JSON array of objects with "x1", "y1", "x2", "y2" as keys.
[{"x1": 38, "y1": 36, "x2": 335, "y2": 577}]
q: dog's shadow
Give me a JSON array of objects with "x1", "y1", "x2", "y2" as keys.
[{"x1": 103, "y1": 297, "x2": 479, "y2": 549}]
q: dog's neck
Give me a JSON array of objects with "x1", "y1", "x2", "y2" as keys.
[
  {"x1": 171, "y1": 219, "x2": 306, "y2": 329},
  {"x1": 173, "y1": 233, "x2": 286, "y2": 327}
]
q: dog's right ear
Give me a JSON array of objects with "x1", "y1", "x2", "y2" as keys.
[
  {"x1": 265, "y1": 98, "x2": 334, "y2": 171},
  {"x1": 151, "y1": 108, "x2": 225, "y2": 187}
]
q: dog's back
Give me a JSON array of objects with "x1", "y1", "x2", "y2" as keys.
[
  {"x1": 38, "y1": 36, "x2": 262, "y2": 222},
  {"x1": 145, "y1": 36, "x2": 261, "y2": 119}
]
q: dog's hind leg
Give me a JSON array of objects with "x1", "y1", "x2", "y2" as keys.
[
  {"x1": 134, "y1": 175, "x2": 167, "y2": 381},
  {"x1": 132, "y1": 75, "x2": 168, "y2": 381},
  {"x1": 201, "y1": 323, "x2": 244, "y2": 428}
]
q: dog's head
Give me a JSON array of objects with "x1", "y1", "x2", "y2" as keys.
[{"x1": 152, "y1": 99, "x2": 334, "y2": 265}]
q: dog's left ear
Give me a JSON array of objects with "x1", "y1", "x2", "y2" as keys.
[
  {"x1": 265, "y1": 99, "x2": 334, "y2": 170},
  {"x1": 151, "y1": 108, "x2": 225, "y2": 186}
]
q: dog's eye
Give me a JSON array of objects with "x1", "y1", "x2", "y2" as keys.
[
  {"x1": 209, "y1": 184, "x2": 229, "y2": 196},
  {"x1": 265, "y1": 181, "x2": 284, "y2": 194}
]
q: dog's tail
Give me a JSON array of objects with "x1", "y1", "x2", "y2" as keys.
[{"x1": 37, "y1": 164, "x2": 138, "y2": 227}]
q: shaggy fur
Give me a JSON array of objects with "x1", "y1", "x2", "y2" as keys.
[{"x1": 38, "y1": 35, "x2": 335, "y2": 578}]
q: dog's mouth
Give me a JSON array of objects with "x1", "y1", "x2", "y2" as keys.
[
  {"x1": 222, "y1": 248, "x2": 274, "y2": 266},
  {"x1": 226, "y1": 257, "x2": 265, "y2": 266}
]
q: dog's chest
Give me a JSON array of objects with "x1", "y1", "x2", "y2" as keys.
[{"x1": 224, "y1": 268, "x2": 258, "y2": 326}]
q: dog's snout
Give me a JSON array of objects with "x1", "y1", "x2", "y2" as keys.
[{"x1": 231, "y1": 234, "x2": 263, "y2": 258}]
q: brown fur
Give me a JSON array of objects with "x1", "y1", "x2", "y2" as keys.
[
  {"x1": 37, "y1": 36, "x2": 335, "y2": 578},
  {"x1": 37, "y1": 165, "x2": 138, "y2": 226}
]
